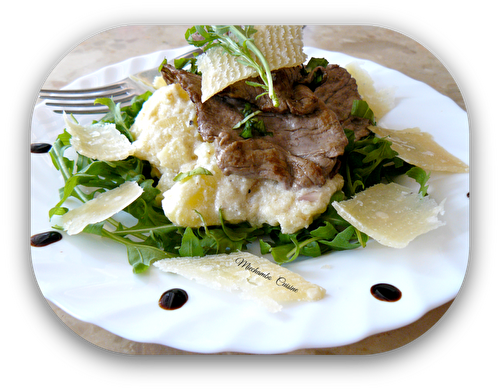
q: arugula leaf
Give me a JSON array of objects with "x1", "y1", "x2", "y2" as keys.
[
  {"x1": 318, "y1": 226, "x2": 361, "y2": 251},
  {"x1": 179, "y1": 227, "x2": 205, "y2": 257},
  {"x1": 259, "y1": 239, "x2": 272, "y2": 254},
  {"x1": 185, "y1": 25, "x2": 279, "y2": 107},
  {"x1": 303, "y1": 57, "x2": 329, "y2": 87},
  {"x1": 94, "y1": 91, "x2": 152, "y2": 141},
  {"x1": 304, "y1": 57, "x2": 329, "y2": 72},
  {"x1": 233, "y1": 103, "x2": 271, "y2": 139},
  {"x1": 123, "y1": 180, "x2": 169, "y2": 227},
  {"x1": 351, "y1": 100, "x2": 376, "y2": 125},
  {"x1": 158, "y1": 58, "x2": 167, "y2": 73},
  {"x1": 405, "y1": 166, "x2": 431, "y2": 196},
  {"x1": 174, "y1": 56, "x2": 200, "y2": 75},
  {"x1": 257, "y1": 191, "x2": 367, "y2": 264},
  {"x1": 356, "y1": 137, "x2": 399, "y2": 178},
  {"x1": 310, "y1": 221, "x2": 338, "y2": 239},
  {"x1": 94, "y1": 97, "x2": 132, "y2": 141},
  {"x1": 354, "y1": 228, "x2": 370, "y2": 248},
  {"x1": 173, "y1": 167, "x2": 213, "y2": 182},
  {"x1": 340, "y1": 129, "x2": 411, "y2": 198},
  {"x1": 102, "y1": 229, "x2": 173, "y2": 273},
  {"x1": 233, "y1": 104, "x2": 261, "y2": 129}
]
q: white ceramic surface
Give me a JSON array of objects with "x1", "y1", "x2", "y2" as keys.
[{"x1": 30, "y1": 47, "x2": 469, "y2": 354}]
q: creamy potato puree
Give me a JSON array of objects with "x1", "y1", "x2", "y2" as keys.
[{"x1": 130, "y1": 84, "x2": 343, "y2": 234}]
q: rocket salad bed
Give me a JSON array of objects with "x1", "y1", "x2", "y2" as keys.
[{"x1": 48, "y1": 88, "x2": 430, "y2": 272}]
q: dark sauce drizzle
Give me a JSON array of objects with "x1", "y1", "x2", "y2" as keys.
[
  {"x1": 31, "y1": 143, "x2": 52, "y2": 153},
  {"x1": 159, "y1": 288, "x2": 189, "y2": 310},
  {"x1": 370, "y1": 283, "x2": 402, "y2": 302},
  {"x1": 31, "y1": 231, "x2": 63, "y2": 247}
]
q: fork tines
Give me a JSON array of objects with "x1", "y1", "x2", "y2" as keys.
[{"x1": 39, "y1": 81, "x2": 136, "y2": 114}]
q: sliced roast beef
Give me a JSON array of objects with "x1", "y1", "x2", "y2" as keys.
[
  {"x1": 312, "y1": 64, "x2": 371, "y2": 139},
  {"x1": 212, "y1": 99, "x2": 346, "y2": 188},
  {"x1": 218, "y1": 67, "x2": 319, "y2": 115},
  {"x1": 288, "y1": 84, "x2": 320, "y2": 116},
  {"x1": 216, "y1": 132, "x2": 327, "y2": 188},
  {"x1": 161, "y1": 66, "x2": 203, "y2": 103},
  {"x1": 160, "y1": 63, "x2": 364, "y2": 189},
  {"x1": 312, "y1": 64, "x2": 358, "y2": 121},
  {"x1": 195, "y1": 95, "x2": 245, "y2": 142}
]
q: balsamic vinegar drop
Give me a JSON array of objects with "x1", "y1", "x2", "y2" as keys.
[
  {"x1": 159, "y1": 288, "x2": 188, "y2": 310},
  {"x1": 370, "y1": 283, "x2": 402, "y2": 302},
  {"x1": 30, "y1": 231, "x2": 63, "y2": 247}
]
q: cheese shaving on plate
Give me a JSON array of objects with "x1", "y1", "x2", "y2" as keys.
[
  {"x1": 154, "y1": 252, "x2": 326, "y2": 312},
  {"x1": 63, "y1": 113, "x2": 134, "y2": 161},
  {"x1": 345, "y1": 61, "x2": 396, "y2": 119},
  {"x1": 369, "y1": 126, "x2": 469, "y2": 173},
  {"x1": 332, "y1": 182, "x2": 446, "y2": 248},
  {"x1": 60, "y1": 181, "x2": 143, "y2": 235}
]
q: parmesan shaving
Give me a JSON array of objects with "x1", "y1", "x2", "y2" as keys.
[
  {"x1": 369, "y1": 125, "x2": 469, "y2": 173},
  {"x1": 63, "y1": 113, "x2": 134, "y2": 161},
  {"x1": 197, "y1": 25, "x2": 307, "y2": 102},
  {"x1": 60, "y1": 181, "x2": 143, "y2": 235},
  {"x1": 332, "y1": 182, "x2": 445, "y2": 248},
  {"x1": 154, "y1": 252, "x2": 326, "y2": 312},
  {"x1": 345, "y1": 61, "x2": 395, "y2": 119}
]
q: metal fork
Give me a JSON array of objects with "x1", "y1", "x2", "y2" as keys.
[{"x1": 39, "y1": 48, "x2": 202, "y2": 115}]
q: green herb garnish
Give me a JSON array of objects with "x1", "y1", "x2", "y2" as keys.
[
  {"x1": 303, "y1": 57, "x2": 329, "y2": 87},
  {"x1": 233, "y1": 103, "x2": 271, "y2": 139},
  {"x1": 351, "y1": 100, "x2": 376, "y2": 125},
  {"x1": 173, "y1": 167, "x2": 213, "y2": 182},
  {"x1": 174, "y1": 56, "x2": 200, "y2": 75},
  {"x1": 185, "y1": 25, "x2": 279, "y2": 107},
  {"x1": 405, "y1": 166, "x2": 431, "y2": 196}
]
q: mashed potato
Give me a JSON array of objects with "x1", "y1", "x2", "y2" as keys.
[
  {"x1": 130, "y1": 82, "x2": 201, "y2": 189},
  {"x1": 130, "y1": 84, "x2": 343, "y2": 234}
]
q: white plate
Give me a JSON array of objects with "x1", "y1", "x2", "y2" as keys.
[{"x1": 30, "y1": 46, "x2": 469, "y2": 354}]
